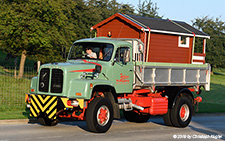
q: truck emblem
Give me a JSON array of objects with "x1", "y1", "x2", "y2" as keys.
[
  {"x1": 116, "y1": 73, "x2": 130, "y2": 84},
  {"x1": 40, "y1": 82, "x2": 45, "y2": 88},
  {"x1": 41, "y1": 72, "x2": 47, "y2": 81}
]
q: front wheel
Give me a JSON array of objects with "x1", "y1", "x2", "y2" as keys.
[
  {"x1": 170, "y1": 96, "x2": 193, "y2": 127},
  {"x1": 86, "y1": 97, "x2": 113, "y2": 133},
  {"x1": 38, "y1": 116, "x2": 59, "y2": 126}
]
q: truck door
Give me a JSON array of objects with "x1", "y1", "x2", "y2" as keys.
[{"x1": 112, "y1": 47, "x2": 133, "y2": 93}]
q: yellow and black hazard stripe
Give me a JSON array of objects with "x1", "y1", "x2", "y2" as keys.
[{"x1": 30, "y1": 94, "x2": 57, "y2": 119}]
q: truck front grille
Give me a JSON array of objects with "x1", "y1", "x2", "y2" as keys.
[
  {"x1": 51, "y1": 69, "x2": 63, "y2": 93},
  {"x1": 39, "y1": 68, "x2": 50, "y2": 92},
  {"x1": 39, "y1": 68, "x2": 63, "y2": 93}
]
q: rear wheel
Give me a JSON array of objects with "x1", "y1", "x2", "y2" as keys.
[
  {"x1": 170, "y1": 96, "x2": 193, "y2": 127},
  {"x1": 86, "y1": 97, "x2": 113, "y2": 133},
  {"x1": 123, "y1": 110, "x2": 150, "y2": 123}
]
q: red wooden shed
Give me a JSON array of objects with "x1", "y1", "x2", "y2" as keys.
[{"x1": 91, "y1": 13, "x2": 210, "y2": 64}]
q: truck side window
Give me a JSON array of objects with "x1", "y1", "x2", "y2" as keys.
[{"x1": 115, "y1": 47, "x2": 130, "y2": 64}]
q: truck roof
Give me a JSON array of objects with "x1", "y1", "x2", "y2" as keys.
[{"x1": 73, "y1": 37, "x2": 132, "y2": 47}]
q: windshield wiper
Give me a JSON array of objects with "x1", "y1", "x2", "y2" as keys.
[{"x1": 103, "y1": 48, "x2": 112, "y2": 59}]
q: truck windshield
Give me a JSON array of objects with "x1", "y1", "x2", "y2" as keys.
[{"x1": 68, "y1": 42, "x2": 114, "y2": 61}]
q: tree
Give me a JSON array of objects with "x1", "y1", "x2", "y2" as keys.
[
  {"x1": 192, "y1": 16, "x2": 225, "y2": 68},
  {"x1": 137, "y1": 0, "x2": 161, "y2": 18},
  {"x1": 0, "y1": 0, "x2": 77, "y2": 78},
  {"x1": 84, "y1": 0, "x2": 135, "y2": 37},
  {"x1": 0, "y1": 0, "x2": 160, "y2": 79},
  {"x1": 86, "y1": 0, "x2": 135, "y2": 22}
]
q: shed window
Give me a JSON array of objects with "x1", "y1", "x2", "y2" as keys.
[{"x1": 178, "y1": 36, "x2": 189, "y2": 48}]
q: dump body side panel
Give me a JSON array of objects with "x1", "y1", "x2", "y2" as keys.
[{"x1": 134, "y1": 62, "x2": 210, "y2": 91}]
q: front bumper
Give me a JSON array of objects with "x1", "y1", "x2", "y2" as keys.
[
  {"x1": 30, "y1": 94, "x2": 58, "y2": 119},
  {"x1": 26, "y1": 94, "x2": 85, "y2": 120}
]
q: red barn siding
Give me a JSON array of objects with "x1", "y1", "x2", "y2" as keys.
[
  {"x1": 94, "y1": 16, "x2": 194, "y2": 64},
  {"x1": 97, "y1": 18, "x2": 143, "y2": 40},
  {"x1": 147, "y1": 33, "x2": 193, "y2": 63}
]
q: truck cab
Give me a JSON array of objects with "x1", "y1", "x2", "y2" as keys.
[{"x1": 68, "y1": 37, "x2": 134, "y2": 94}]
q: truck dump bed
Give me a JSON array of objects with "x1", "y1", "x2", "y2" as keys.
[{"x1": 134, "y1": 62, "x2": 211, "y2": 91}]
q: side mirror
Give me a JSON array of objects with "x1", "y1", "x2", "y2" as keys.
[
  {"x1": 112, "y1": 58, "x2": 117, "y2": 66},
  {"x1": 62, "y1": 47, "x2": 67, "y2": 59},
  {"x1": 95, "y1": 65, "x2": 102, "y2": 73},
  {"x1": 34, "y1": 61, "x2": 41, "y2": 74}
]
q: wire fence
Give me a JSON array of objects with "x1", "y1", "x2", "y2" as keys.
[{"x1": 0, "y1": 66, "x2": 36, "y2": 110}]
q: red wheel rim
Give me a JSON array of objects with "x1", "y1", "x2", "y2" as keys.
[
  {"x1": 180, "y1": 107, "x2": 186, "y2": 118},
  {"x1": 97, "y1": 105, "x2": 110, "y2": 126},
  {"x1": 179, "y1": 104, "x2": 190, "y2": 121}
]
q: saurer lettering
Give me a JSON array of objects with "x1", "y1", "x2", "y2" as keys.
[{"x1": 116, "y1": 73, "x2": 130, "y2": 84}]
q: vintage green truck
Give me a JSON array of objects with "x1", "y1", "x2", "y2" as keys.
[{"x1": 25, "y1": 37, "x2": 210, "y2": 133}]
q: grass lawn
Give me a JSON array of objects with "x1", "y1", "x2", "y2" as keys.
[
  {"x1": 0, "y1": 66, "x2": 32, "y2": 120},
  {"x1": 0, "y1": 110, "x2": 28, "y2": 120},
  {"x1": 196, "y1": 74, "x2": 225, "y2": 113}
]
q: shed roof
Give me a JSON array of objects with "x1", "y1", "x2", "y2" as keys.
[{"x1": 91, "y1": 13, "x2": 210, "y2": 39}]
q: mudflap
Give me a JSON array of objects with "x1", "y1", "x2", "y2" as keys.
[{"x1": 30, "y1": 94, "x2": 58, "y2": 120}]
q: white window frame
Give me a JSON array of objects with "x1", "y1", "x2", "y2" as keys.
[{"x1": 178, "y1": 36, "x2": 190, "y2": 48}]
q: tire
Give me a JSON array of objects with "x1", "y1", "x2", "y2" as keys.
[
  {"x1": 163, "y1": 109, "x2": 173, "y2": 126},
  {"x1": 170, "y1": 96, "x2": 193, "y2": 127},
  {"x1": 38, "y1": 116, "x2": 59, "y2": 126},
  {"x1": 123, "y1": 110, "x2": 150, "y2": 123},
  {"x1": 86, "y1": 97, "x2": 113, "y2": 133}
]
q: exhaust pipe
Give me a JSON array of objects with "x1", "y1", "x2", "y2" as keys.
[{"x1": 118, "y1": 98, "x2": 144, "y2": 111}]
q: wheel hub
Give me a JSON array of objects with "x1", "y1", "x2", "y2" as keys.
[
  {"x1": 179, "y1": 104, "x2": 190, "y2": 121},
  {"x1": 97, "y1": 105, "x2": 110, "y2": 126}
]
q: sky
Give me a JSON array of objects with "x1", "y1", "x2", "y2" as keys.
[{"x1": 117, "y1": 0, "x2": 225, "y2": 24}]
